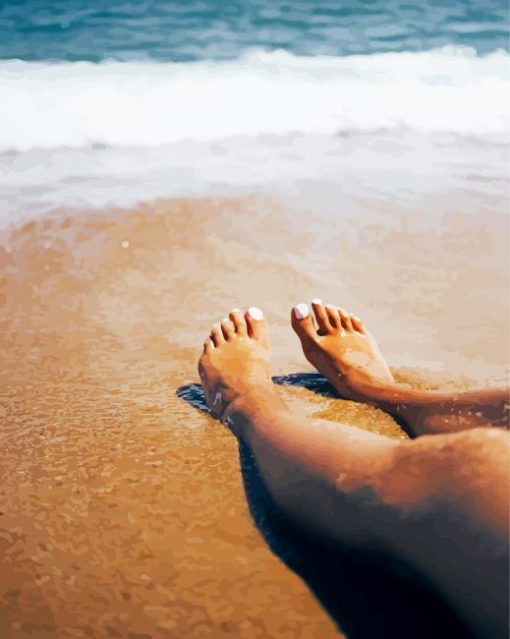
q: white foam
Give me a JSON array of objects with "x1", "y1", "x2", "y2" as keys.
[
  {"x1": 1, "y1": 130, "x2": 507, "y2": 225},
  {"x1": 1, "y1": 47, "x2": 509, "y2": 151}
]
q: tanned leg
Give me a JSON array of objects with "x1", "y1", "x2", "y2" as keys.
[
  {"x1": 291, "y1": 301, "x2": 509, "y2": 436},
  {"x1": 198, "y1": 307, "x2": 509, "y2": 638}
]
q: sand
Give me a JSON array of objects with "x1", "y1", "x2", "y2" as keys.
[{"x1": 0, "y1": 195, "x2": 508, "y2": 639}]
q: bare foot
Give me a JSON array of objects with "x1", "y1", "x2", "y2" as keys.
[
  {"x1": 198, "y1": 307, "x2": 272, "y2": 422},
  {"x1": 291, "y1": 300, "x2": 509, "y2": 436},
  {"x1": 291, "y1": 300, "x2": 393, "y2": 400}
]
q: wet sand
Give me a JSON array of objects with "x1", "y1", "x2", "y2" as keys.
[{"x1": 0, "y1": 195, "x2": 508, "y2": 638}]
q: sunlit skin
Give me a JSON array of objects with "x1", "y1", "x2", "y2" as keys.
[
  {"x1": 292, "y1": 300, "x2": 510, "y2": 435},
  {"x1": 198, "y1": 306, "x2": 509, "y2": 639}
]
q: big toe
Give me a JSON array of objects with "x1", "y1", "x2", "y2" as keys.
[
  {"x1": 291, "y1": 303, "x2": 316, "y2": 343},
  {"x1": 245, "y1": 307, "x2": 270, "y2": 346}
]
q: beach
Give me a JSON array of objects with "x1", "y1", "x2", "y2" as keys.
[
  {"x1": 0, "y1": 188, "x2": 508, "y2": 638},
  {"x1": 1, "y1": 0, "x2": 509, "y2": 636}
]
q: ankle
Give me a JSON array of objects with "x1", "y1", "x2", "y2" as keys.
[
  {"x1": 222, "y1": 383, "x2": 287, "y2": 439},
  {"x1": 344, "y1": 378, "x2": 423, "y2": 429}
]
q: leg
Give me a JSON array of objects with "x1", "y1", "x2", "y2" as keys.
[
  {"x1": 198, "y1": 308, "x2": 509, "y2": 638},
  {"x1": 291, "y1": 301, "x2": 509, "y2": 436}
]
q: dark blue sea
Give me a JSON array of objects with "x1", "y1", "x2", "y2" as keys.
[
  {"x1": 1, "y1": 0, "x2": 508, "y2": 61},
  {"x1": 0, "y1": 0, "x2": 508, "y2": 221}
]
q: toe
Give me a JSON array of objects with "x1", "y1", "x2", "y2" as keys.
[
  {"x1": 311, "y1": 299, "x2": 331, "y2": 334},
  {"x1": 229, "y1": 308, "x2": 247, "y2": 336},
  {"x1": 203, "y1": 337, "x2": 214, "y2": 354},
  {"x1": 245, "y1": 307, "x2": 268, "y2": 342},
  {"x1": 350, "y1": 314, "x2": 365, "y2": 333},
  {"x1": 338, "y1": 307, "x2": 353, "y2": 331},
  {"x1": 221, "y1": 318, "x2": 235, "y2": 341},
  {"x1": 325, "y1": 304, "x2": 341, "y2": 331},
  {"x1": 291, "y1": 303, "x2": 317, "y2": 342},
  {"x1": 211, "y1": 323, "x2": 224, "y2": 346}
]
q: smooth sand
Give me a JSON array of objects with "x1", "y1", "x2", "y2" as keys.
[{"x1": 0, "y1": 195, "x2": 508, "y2": 638}]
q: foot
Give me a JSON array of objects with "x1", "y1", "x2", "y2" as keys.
[
  {"x1": 198, "y1": 307, "x2": 272, "y2": 422},
  {"x1": 291, "y1": 300, "x2": 510, "y2": 436},
  {"x1": 291, "y1": 300, "x2": 394, "y2": 400}
]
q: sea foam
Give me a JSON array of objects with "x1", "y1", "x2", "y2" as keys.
[{"x1": 2, "y1": 47, "x2": 509, "y2": 151}]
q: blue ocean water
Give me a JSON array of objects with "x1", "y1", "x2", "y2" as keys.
[
  {"x1": 0, "y1": 1, "x2": 509, "y2": 222},
  {"x1": 1, "y1": 0, "x2": 508, "y2": 62}
]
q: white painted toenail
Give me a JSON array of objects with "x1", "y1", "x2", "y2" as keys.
[
  {"x1": 294, "y1": 303, "x2": 309, "y2": 319},
  {"x1": 248, "y1": 307, "x2": 264, "y2": 320},
  {"x1": 340, "y1": 330, "x2": 346, "y2": 337},
  {"x1": 231, "y1": 308, "x2": 240, "y2": 313},
  {"x1": 222, "y1": 318, "x2": 228, "y2": 323},
  {"x1": 325, "y1": 304, "x2": 336, "y2": 310},
  {"x1": 312, "y1": 298, "x2": 322, "y2": 304}
]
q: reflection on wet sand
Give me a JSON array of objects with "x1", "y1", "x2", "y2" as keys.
[{"x1": 0, "y1": 196, "x2": 507, "y2": 638}]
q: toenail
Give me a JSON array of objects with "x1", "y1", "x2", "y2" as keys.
[
  {"x1": 248, "y1": 307, "x2": 264, "y2": 320},
  {"x1": 222, "y1": 318, "x2": 229, "y2": 323},
  {"x1": 231, "y1": 308, "x2": 240, "y2": 313},
  {"x1": 312, "y1": 298, "x2": 322, "y2": 304},
  {"x1": 325, "y1": 304, "x2": 336, "y2": 310},
  {"x1": 340, "y1": 330, "x2": 346, "y2": 337},
  {"x1": 294, "y1": 303, "x2": 309, "y2": 319}
]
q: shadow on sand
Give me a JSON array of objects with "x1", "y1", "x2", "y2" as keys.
[{"x1": 177, "y1": 374, "x2": 472, "y2": 639}]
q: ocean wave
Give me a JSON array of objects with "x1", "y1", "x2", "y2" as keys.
[{"x1": 1, "y1": 47, "x2": 509, "y2": 151}]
